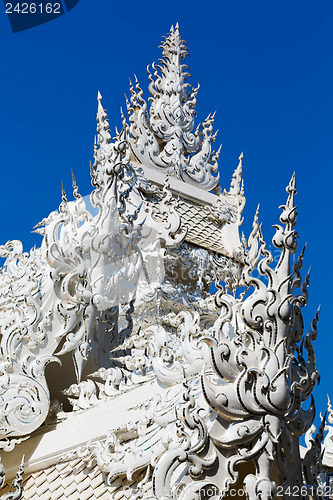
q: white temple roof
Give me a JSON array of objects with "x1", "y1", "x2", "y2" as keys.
[{"x1": 0, "y1": 23, "x2": 322, "y2": 500}]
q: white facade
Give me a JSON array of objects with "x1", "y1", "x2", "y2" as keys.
[{"x1": 0, "y1": 25, "x2": 323, "y2": 500}]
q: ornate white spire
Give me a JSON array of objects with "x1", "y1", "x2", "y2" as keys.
[
  {"x1": 228, "y1": 152, "x2": 243, "y2": 195},
  {"x1": 91, "y1": 91, "x2": 132, "y2": 191},
  {"x1": 91, "y1": 91, "x2": 113, "y2": 187},
  {"x1": 96, "y1": 90, "x2": 111, "y2": 149},
  {"x1": 126, "y1": 24, "x2": 220, "y2": 191},
  {"x1": 153, "y1": 176, "x2": 320, "y2": 499}
]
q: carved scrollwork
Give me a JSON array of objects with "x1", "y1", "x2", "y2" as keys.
[
  {"x1": 153, "y1": 175, "x2": 321, "y2": 500},
  {"x1": 126, "y1": 24, "x2": 220, "y2": 191}
]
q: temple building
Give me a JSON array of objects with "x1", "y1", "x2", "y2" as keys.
[{"x1": 0, "y1": 25, "x2": 325, "y2": 500}]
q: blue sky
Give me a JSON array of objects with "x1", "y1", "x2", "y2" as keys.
[{"x1": 0, "y1": 1, "x2": 332, "y2": 424}]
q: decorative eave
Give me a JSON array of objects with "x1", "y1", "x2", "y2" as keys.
[{"x1": 0, "y1": 378, "x2": 183, "y2": 480}]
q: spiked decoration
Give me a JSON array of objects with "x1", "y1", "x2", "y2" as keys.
[
  {"x1": 228, "y1": 152, "x2": 243, "y2": 196},
  {"x1": 71, "y1": 170, "x2": 81, "y2": 200},
  {"x1": 153, "y1": 176, "x2": 321, "y2": 500},
  {"x1": 126, "y1": 24, "x2": 220, "y2": 190}
]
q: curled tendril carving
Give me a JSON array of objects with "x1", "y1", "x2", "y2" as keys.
[{"x1": 153, "y1": 175, "x2": 321, "y2": 500}]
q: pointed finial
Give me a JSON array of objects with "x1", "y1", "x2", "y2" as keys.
[
  {"x1": 287, "y1": 172, "x2": 297, "y2": 196},
  {"x1": 71, "y1": 170, "x2": 81, "y2": 200},
  {"x1": 247, "y1": 203, "x2": 260, "y2": 267},
  {"x1": 228, "y1": 153, "x2": 244, "y2": 196},
  {"x1": 255, "y1": 203, "x2": 260, "y2": 216},
  {"x1": 120, "y1": 106, "x2": 127, "y2": 129},
  {"x1": 125, "y1": 24, "x2": 219, "y2": 191},
  {"x1": 97, "y1": 91, "x2": 105, "y2": 116},
  {"x1": 306, "y1": 264, "x2": 312, "y2": 278},
  {"x1": 33, "y1": 218, "x2": 46, "y2": 229},
  {"x1": 279, "y1": 173, "x2": 298, "y2": 234},
  {"x1": 61, "y1": 182, "x2": 68, "y2": 204},
  {"x1": 95, "y1": 90, "x2": 111, "y2": 149}
]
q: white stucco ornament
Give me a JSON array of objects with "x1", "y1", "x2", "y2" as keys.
[
  {"x1": 0, "y1": 24, "x2": 324, "y2": 500},
  {"x1": 126, "y1": 23, "x2": 220, "y2": 191}
]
